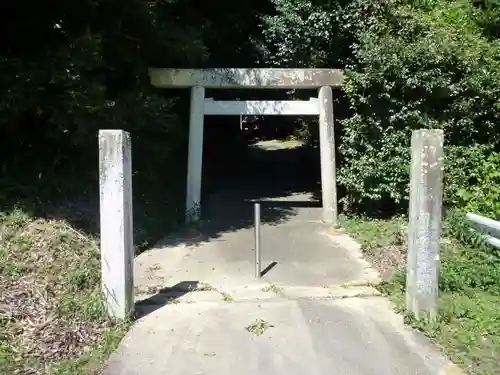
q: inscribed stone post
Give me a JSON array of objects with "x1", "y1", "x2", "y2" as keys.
[
  {"x1": 99, "y1": 130, "x2": 134, "y2": 319},
  {"x1": 406, "y1": 129, "x2": 444, "y2": 321}
]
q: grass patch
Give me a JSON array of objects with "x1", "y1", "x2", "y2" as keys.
[
  {"x1": 341, "y1": 213, "x2": 500, "y2": 375},
  {"x1": 0, "y1": 208, "x2": 130, "y2": 375},
  {"x1": 262, "y1": 283, "x2": 283, "y2": 294},
  {"x1": 340, "y1": 215, "x2": 407, "y2": 278},
  {"x1": 245, "y1": 318, "x2": 274, "y2": 336}
]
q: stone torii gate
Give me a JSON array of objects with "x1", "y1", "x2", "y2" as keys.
[{"x1": 148, "y1": 68, "x2": 343, "y2": 225}]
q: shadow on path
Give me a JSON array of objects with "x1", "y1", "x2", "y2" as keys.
[
  {"x1": 134, "y1": 281, "x2": 199, "y2": 320},
  {"x1": 152, "y1": 140, "x2": 323, "y2": 250},
  {"x1": 198, "y1": 140, "x2": 322, "y2": 235}
]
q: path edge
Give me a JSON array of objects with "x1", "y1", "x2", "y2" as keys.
[{"x1": 325, "y1": 229, "x2": 468, "y2": 375}]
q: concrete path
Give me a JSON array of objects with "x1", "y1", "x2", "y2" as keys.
[{"x1": 101, "y1": 140, "x2": 458, "y2": 375}]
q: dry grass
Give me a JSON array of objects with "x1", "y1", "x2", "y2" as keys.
[
  {"x1": 0, "y1": 208, "x2": 129, "y2": 375},
  {"x1": 340, "y1": 215, "x2": 408, "y2": 278}
]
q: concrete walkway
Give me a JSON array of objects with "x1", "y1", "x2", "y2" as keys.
[{"x1": 102, "y1": 140, "x2": 459, "y2": 375}]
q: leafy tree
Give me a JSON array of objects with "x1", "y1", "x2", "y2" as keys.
[
  {"x1": 261, "y1": 0, "x2": 352, "y2": 68},
  {"x1": 0, "y1": 0, "x2": 274, "y2": 233},
  {"x1": 261, "y1": 0, "x2": 500, "y2": 217}
]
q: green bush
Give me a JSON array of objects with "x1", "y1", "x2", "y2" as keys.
[
  {"x1": 338, "y1": 1, "x2": 500, "y2": 213},
  {"x1": 453, "y1": 151, "x2": 500, "y2": 219}
]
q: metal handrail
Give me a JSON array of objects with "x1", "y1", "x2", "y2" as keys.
[{"x1": 466, "y1": 212, "x2": 500, "y2": 249}]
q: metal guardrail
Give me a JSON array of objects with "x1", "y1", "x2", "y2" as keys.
[{"x1": 466, "y1": 212, "x2": 500, "y2": 249}]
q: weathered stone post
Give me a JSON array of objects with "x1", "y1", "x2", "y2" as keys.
[
  {"x1": 318, "y1": 86, "x2": 337, "y2": 226},
  {"x1": 406, "y1": 129, "x2": 444, "y2": 321},
  {"x1": 186, "y1": 85, "x2": 205, "y2": 223},
  {"x1": 99, "y1": 130, "x2": 134, "y2": 319}
]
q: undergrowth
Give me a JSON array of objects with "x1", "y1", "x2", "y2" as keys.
[
  {"x1": 0, "y1": 208, "x2": 130, "y2": 375},
  {"x1": 341, "y1": 211, "x2": 500, "y2": 375}
]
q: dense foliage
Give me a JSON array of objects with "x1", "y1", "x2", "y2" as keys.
[
  {"x1": 3, "y1": 0, "x2": 498, "y2": 220},
  {"x1": 263, "y1": 5, "x2": 500, "y2": 369},
  {"x1": 262, "y1": 0, "x2": 500, "y2": 218},
  {"x1": 340, "y1": 0, "x2": 500, "y2": 215},
  {"x1": 0, "y1": 0, "x2": 273, "y2": 238},
  {"x1": 2, "y1": 0, "x2": 500, "y2": 372}
]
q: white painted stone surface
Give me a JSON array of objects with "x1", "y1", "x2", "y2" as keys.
[
  {"x1": 149, "y1": 68, "x2": 344, "y2": 89},
  {"x1": 318, "y1": 86, "x2": 337, "y2": 225},
  {"x1": 186, "y1": 85, "x2": 205, "y2": 223},
  {"x1": 406, "y1": 129, "x2": 444, "y2": 321},
  {"x1": 99, "y1": 130, "x2": 134, "y2": 319},
  {"x1": 204, "y1": 99, "x2": 319, "y2": 116}
]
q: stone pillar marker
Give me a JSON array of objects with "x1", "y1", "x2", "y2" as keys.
[
  {"x1": 406, "y1": 129, "x2": 444, "y2": 321},
  {"x1": 99, "y1": 130, "x2": 134, "y2": 320},
  {"x1": 185, "y1": 85, "x2": 205, "y2": 223},
  {"x1": 318, "y1": 86, "x2": 337, "y2": 226}
]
